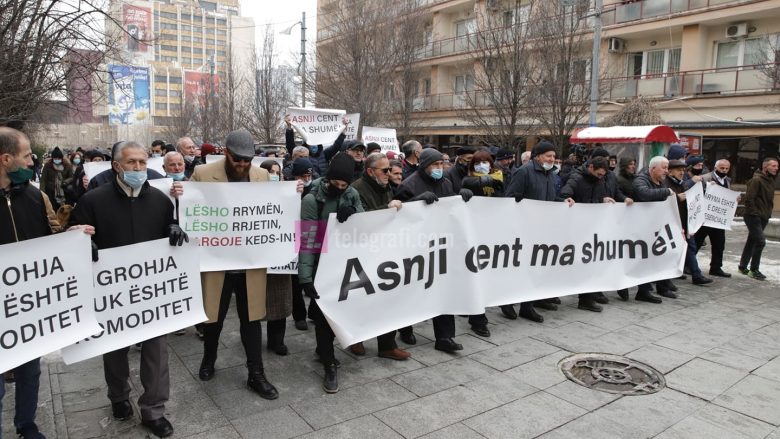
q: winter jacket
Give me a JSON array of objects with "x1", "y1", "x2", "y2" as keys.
[
  {"x1": 743, "y1": 170, "x2": 776, "y2": 219},
  {"x1": 632, "y1": 169, "x2": 671, "y2": 202},
  {"x1": 665, "y1": 176, "x2": 688, "y2": 229},
  {"x1": 617, "y1": 157, "x2": 636, "y2": 198},
  {"x1": 445, "y1": 162, "x2": 469, "y2": 192},
  {"x1": 700, "y1": 171, "x2": 731, "y2": 189},
  {"x1": 1, "y1": 183, "x2": 56, "y2": 245},
  {"x1": 559, "y1": 166, "x2": 626, "y2": 203},
  {"x1": 40, "y1": 159, "x2": 74, "y2": 209},
  {"x1": 504, "y1": 160, "x2": 557, "y2": 202},
  {"x1": 184, "y1": 156, "x2": 202, "y2": 179},
  {"x1": 395, "y1": 168, "x2": 456, "y2": 201},
  {"x1": 401, "y1": 159, "x2": 418, "y2": 180},
  {"x1": 461, "y1": 170, "x2": 505, "y2": 197},
  {"x1": 298, "y1": 178, "x2": 364, "y2": 284},
  {"x1": 351, "y1": 173, "x2": 394, "y2": 212}
]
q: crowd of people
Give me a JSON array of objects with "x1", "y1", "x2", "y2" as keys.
[{"x1": 1, "y1": 120, "x2": 777, "y2": 438}]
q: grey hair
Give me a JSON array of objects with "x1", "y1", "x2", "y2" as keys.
[
  {"x1": 175, "y1": 137, "x2": 194, "y2": 152},
  {"x1": 292, "y1": 146, "x2": 309, "y2": 156},
  {"x1": 0, "y1": 127, "x2": 27, "y2": 156},
  {"x1": 714, "y1": 159, "x2": 731, "y2": 168},
  {"x1": 648, "y1": 156, "x2": 668, "y2": 169},
  {"x1": 112, "y1": 141, "x2": 145, "y2": 161},
  {"x1": 163, "y1": 151, "x2": 183, "y2": 165},
  {"x1": 364, "y1": 152, "x2": 387, "y2": 169},
  {"x1": 520, "y1": 151, "x2": 531, "y2": 161},
  {"x1": 401, "y1": 140, "x2": 421, "y2": 156}
]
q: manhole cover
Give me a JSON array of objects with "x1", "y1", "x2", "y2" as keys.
[{"x1": 558, "y1": 353, "x2": 665, "y2": 395}]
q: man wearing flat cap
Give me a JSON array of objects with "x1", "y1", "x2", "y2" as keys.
[{"x1": 190, "y1": 129, "x2": 279, "y2": 401}]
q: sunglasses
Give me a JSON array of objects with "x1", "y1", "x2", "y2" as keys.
[
  {"x1": 229, "y1": 152, "x2": 253, "y2": 163},
  {"x1": 373, "y1": 167, "x2": 392, "y2": 174}
]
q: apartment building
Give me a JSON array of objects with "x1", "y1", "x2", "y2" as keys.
[{"x1": 317, "y1": 0, "x2": 780, "y2": 182}]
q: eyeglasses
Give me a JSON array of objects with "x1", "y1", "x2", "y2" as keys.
[
  {"x1": 372, "y1": 167, "x2": 391, "y2": 174},
  {"x1": 229, "y1": 152, "x2": 252, "y2": 163}
]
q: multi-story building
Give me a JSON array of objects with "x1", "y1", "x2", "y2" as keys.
[{"x1": 317, "y1": 0, "x2": 780, "y2": 183}]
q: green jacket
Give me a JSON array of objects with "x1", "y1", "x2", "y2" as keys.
[
  {"x1": 298, "y1": 178, "x2": 364, "y2": 284},
  {"x1": 744, "y1": 170, "x2": 776, "y2": 219},
  {"x1": 351, "y1": 174, "x2": 394, "y2": 212}
]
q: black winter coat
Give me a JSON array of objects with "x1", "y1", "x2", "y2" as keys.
[
  {"x1": 665, "y1": 176, "x2": 688, "y2": 229},
  {"x1": 395, "y1": 169, "x2": 456, "y2": 201},
  {"x1": 445, "y1": 163, "x2": 469, "y2": 192},
  {"x1": 1, "y1": 184, "x2": 53, "y2": 245},
  {"x1": 351, "y1": 174, "x2": 394, "y2": 212},
  {"x1": 632, "y1": 170, "x2": 671, "y2": 202},
  {"x1": 504, "y1": 160, "x2": 557, "y2": 201},
  {"x1": 559, "y1": 166, "x2": 626, "y2": 203}
]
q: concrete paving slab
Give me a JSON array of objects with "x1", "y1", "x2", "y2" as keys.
[
  {"x1": 713, "y1": 374, "x2": 780, "y2": 426},
  {"x1": 231, "y1": 405, "x2": 312, "y2": 439},
  {"x1": 665, "y1": 358, "x2": 748, "y2": 400}
]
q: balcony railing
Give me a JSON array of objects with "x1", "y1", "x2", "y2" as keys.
[{"x1": 602, "y1": 0, "x2": 745, "y2": 26}]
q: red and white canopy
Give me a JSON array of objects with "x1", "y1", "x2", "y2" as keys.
[{"x1": 570, "y1": 125, "x2": 679, "y2": 144}]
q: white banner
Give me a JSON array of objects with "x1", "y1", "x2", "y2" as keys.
[
  {"x1": 287, "y1": 107, "x2": 360, "y2": 145},
  {"x1": 703, "y1": 184, "x2": 739, "y2": 230},
  {"x1": 686, "y1": 182, "x2": 705, "y2": 235},
  {"x1": 267, "y1": 258, "x2": 298, "y2": 275},
  {"x1": 178, "y1": 181, "x2": 300, "y2": 272},
  {"x1": 204, "y1": 155, "x2": 283, "y2": 169},
  {"x1": 1, "y1": 232, "x2": 101, "y2": 372},
  {"x1": 61, "y1": 239, "x2": 206, "y2": 364},
  {"x1": 314, "y1": 197, "x2": 686, "y2": 346},
  {"x1": 148, "y1": 177, "x2": 175, "y2": 206},
  {"x1": 361, "y1": 126, "x2": 399, "y2": 152},
  {"x1": 84, "y1": 158, "x2": 165, "y2": 182}
]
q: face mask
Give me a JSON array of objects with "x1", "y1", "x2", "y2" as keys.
[
  {"x1": 609, "y1": 165, "x2": 616, "y2": 171},
  {"x1": 122, "y1": 170, "x2": 147, "y2": 189},
  {"x1": 690, "y1": 168, "x2": 703, "y2": 176},
  {"x1": 53, "y1": 159, "x2": 62, "y2": 165},
  {"x1": 8, "y1": 166, "x2": 34, "y2": 185},
  {"x1": 73, "y1": 158, "x2": 82, "y2": 165},
  {"x1": 152, "y1": 153, "x2": 162, "y2": 158},
  {"x1": 715, "y1": 171, "x2": 728, "y2": 179},
  {"x1": 184, "y1": 155, "x2": 194, "y2": 164},
  {"x1": 327, "y1": 183, "x2": 346, "y2": 197},
  {"x1": 542, "y1": 162, "x2": 554, "y2": 171},
  {"x1": 430, "y1": 168, "x2": 443, "y2": 180},
  {"x1": 310, "y1": 145, "x2": 319, "y2": 155},
  {"x1": 474, "y1": 163, "x2": 490, "y2": 174},
  {"x1": 552, "y1": 165, "x2": 560, "y2": 175},
  {"x1": 168, "y1": 172, "x2": 186, "y2": 181},
  {"x1": 270, "y1": 174, "x2": 280, "y2": 182}
]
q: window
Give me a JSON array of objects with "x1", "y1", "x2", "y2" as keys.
[
  {"x1": 169, "y1": 76, "x2": 182, "y2": 84},
  {"x1": 160, "y1": 22, "x2": 178, "y2": 30},
  {"x1": 627, "y1": 48, "x2": 681, "y2": 77},
  {"x1": 454, "y1": 74, "x2": 475, "y2": 93},
  {"x1": 217, "y1": 18, "x2": 226, "y2": 26},
  {"x1": 192, "y1": 47, "x2": 203, "y2": 54},
  {"x1": 180, "y1": 13, "x2": 191, "y2": 21},
  {"x1": 199, "y1": 1, "x2": 217, "y2": 11},
  {"x1": 159, "y1": 12, "x2": 177, "y2": 20},
  {"x1": 455, "y1": 19, "x2": 475, "y2": 37},
  {"x1": 155, "y1": 88, "x2": 167, "y2": 96},
  {"x1": 161, "y1": 45, "x2": 177, "y2": 52},
  {"x1": 716, "y1": 37, "x2": 770, "y2": 68},
  {"x1": 423, "y1": 78, "x2": 431, "y2": 95},
  {"x1": 155, "y1": 103, "x2": 167, "y2": 110},
  {"x1": 154, "y1": 75, "x2": 168, "y2": 82}
]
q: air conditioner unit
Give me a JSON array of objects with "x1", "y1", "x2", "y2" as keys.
[
  {"x1": 726, "y1": 23, "x2": 748, "y2": 39},
  {"x1": 608, "y1": 37, "x2": 625, "y2": 53}
]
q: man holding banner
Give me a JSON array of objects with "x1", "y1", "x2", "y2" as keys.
[
  {"x1": 68, "y1": 140, "x2": 188, "y2": 438},
  {"x1": 695, "y1": 159, "x2": 735, "y2": 277}
]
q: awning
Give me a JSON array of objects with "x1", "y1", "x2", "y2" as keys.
[{"x1": 570, "y1": 125, "x2": 679, "y2": 144}]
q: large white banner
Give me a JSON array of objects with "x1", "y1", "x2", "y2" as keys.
[
  {"x1": 1, "y1": 232, "x2": 101, "y2": 372},
  {"x1": 204, "y1": 155, "x2": 283, "y2": 169},
  {"x1": 287, "y1": 107, "x2": 360, "y2": 145},
  {"x1": 686, "y1": 182, "x2": 705, "y2": 235},
  {"x1": 315, "y1": 197, "x2": 686, "y2": 346},
  {"x1": 361, "y1": 126, "x2": 399, "y2": 152},
  {"x1": 178, "y1": 181, "x2": 300, "y2": 272},
  {"x1": 703, "y1": 184, "x2": 739, "y2": 230},
  {"x1": 61, "y1": 239, "x2": 206, "y2": 364}
]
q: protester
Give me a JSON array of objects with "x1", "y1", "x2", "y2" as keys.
[
  {"x1": 260, "y1": 159, "x2": 283, "y2": 181},
  {"x1": 341, "y1": 140, "x2": 366, "y2": 181},
  {"x1": 68, "y1": 140, "x2": 187, "y2": 438},
  {"x1": 150, "y1": 140, "x2": 165, "y2": 158},
  {"x1": 608, "y1": 155, "x2": 618, "y2": 172},
  {"x1": 290, "y1": 157, "x2": 315, "y2": 331},
  {"x1": 685, "y1": 156, "x2": 705, "y2": 186},
  {"x1": 446, "y1": 146, "x2": 476, "y2": 192},
  {"x1": 441, "y1": 153, "x2": 452, "y2": 171},
  {"x1": 39, "y1": 146, "x2": 73, "y2": 211},
  {"x1": 190, "y1": 130, "x2": 279, "y2": 400},
  {"x1": 365, "y1": 142, "x2": 381, "y2": 156},
  {"x1": 520, "y1": 150, "x2": 531, "y2": 166},
  {"x1": 461, "y1": 149, "x2": 504, "y2": 197},
  {"x1": 695, "y1": 159, "x2": 734, "y2": 277},
  {"x1": 283, "y1": 145, "x2": 316, "y2": 181},
  {"x1": 400, "y1": 140, "x2": 422, "y2": 179},
  {"x1": 0, "y1": 127, "x2": 64, "y2": 439},
  {"x1": 176, "y1": 137, "x2": 202, "y2": 179},
  {"x1": 395, "y1": 148, "x2": 474, "y2": 352},
  {"x1": 349, "y1": 152, "x2": 412, "y2": 360},
  {"x1": 299, "y1": 153, "x2": 366, "y2": 392},
  {"x1": 87, "y1": 142, "x2": 165, "y2": 192},
  {"x1": 739, "y1": 157, "x2": 778, "y2": 280},
  {"x1": 616, "y1": 156, "x2": 637, "y2": 199},
  {"x1": 163, "y1": 151, "x2": 187, "y2": 181},
  {"x1": 494, "y1": 148, "x2": 515, "y2": 187}
]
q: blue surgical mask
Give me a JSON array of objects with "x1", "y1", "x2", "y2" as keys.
[
  {"x1": 310, "y1": 145, "x2": 319, "y2": 154},
  {"x1": 270, "y1": 174, "x2": 280, "y2": 182},
  {"x1": 122, "y1": 170, "x2": 147, "y2": 189},
  {"x1": 152, "y1": 153, "x2": 162, "y2": 158},
  {"x1": 430, "y1": 168, "x2": 443, "y2": 180},
  {"x1": 474, "y1": 163, "x2": 490, "y2": 174},
  {"x1": 167, "y1": 172, "x2": 185, "y2": 181},
  {"x1": 73, "y1": 158, "x2": 82, "y2": 165},
  {"x1": 53, "y1": 159, "x2": 62, "y2": 165}
]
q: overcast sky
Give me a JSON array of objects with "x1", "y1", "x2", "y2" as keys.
[{"x1": 241, "y1": 0, "x2": 318, "y2": 67}]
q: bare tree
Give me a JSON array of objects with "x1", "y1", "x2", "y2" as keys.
[
  {"x1": 0, "y1": 0, "x2": 127, "y2": 129},
  {"x1": 601, "y1": 96, "x2": 665, "y2": 126},
  {"x1": 161, "y1": 102, "x2": 199, "y2": 141},
  {"x1": 457, "y1": 0, "x2": 535, "y2": 149}
]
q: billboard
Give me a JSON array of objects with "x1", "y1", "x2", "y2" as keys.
[
  {"x1": 678, "y1": 134, "x2": 702, "y2": 155},
  {"x1": 108, "y1": 65, "x2": 151, "y2": 126},
  {"x1": 184, "y1": 71, "x2": 220, "y2": 105},
  {"x1": 123, "y1": 5, "x2": 151, "y2": 53}
]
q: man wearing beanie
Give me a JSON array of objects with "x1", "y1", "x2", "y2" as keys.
[
  {"x1": 667, "y1": 143, "x2": 687, "y2": 161},
  {"x1": 446, "y1": 146, "x2": 476, "y2": 192},
  {"x1": 40, "y1": 146, "x2": 73, "y2": 211},
  {"x1": 684, "y1": 156, "x2": 705, "y2": 187},
  {"x1": 190, "y1": 130, "x2": 280, "y2": 401},
  {"x1": 394, "y1": 148, "x2": 473, "y2": 353},
  {"x1": 289, "y1": 157, "x2": 315, "y2": 331},
  {"x1": 503, "y1": 141, "x2": 574, "y2": 323},
  {"x1": 298, "y1": 153, "x2": 365, "y2": 393}
]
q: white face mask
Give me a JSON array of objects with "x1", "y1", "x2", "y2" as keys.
[
  {"x1": 542, "y1": 162, "x2": 554, "y2": 171},
  {"x1": 474, "y1": 162, "x2": 491, "y2": 174}
]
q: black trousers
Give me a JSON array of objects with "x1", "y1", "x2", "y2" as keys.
[
  {"x1": 291, "y1": 275, "x2": 308, "y2": 322},
  {"x1": 308, "y1": 299, "x2": 336, "y2": 364},
  {"x1": 740, "y1": 215, "x2": 768, "y2": 271},
  {"x1": 694, "y1": 226, "x2": 726, "y2": 270},
  {"x1": 266, "y1": 319, "x2": 286, "y2": 348},
  {"x1": 202, "y1": 273, "x2": 263, "y2": 368},
  {"x1": 399, "y1": 315, "x2": 455, "y2": 341}
]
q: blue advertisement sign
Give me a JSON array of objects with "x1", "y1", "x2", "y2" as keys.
[{"x1": 108, "y1": 65, "x2": 151, "y2": 125}]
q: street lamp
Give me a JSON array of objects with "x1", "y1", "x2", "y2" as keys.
[{"x1": 280, "y1": 12, "x2": 307, "y2": 107}]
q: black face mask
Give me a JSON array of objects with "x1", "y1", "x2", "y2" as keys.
[
  {"x1": 327, "y1": 183, "x2": 345, "y2": 198},
  {"x1": 690, "y1": 168, "x2": 703, "y2": 176},
  {"x1": 715, "y1": 171, "x2": 728, "y2": 179}
]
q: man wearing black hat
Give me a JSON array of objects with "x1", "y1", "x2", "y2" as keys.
[
  {"x1": 68, "y1": 140, "x2": 188, "y2": 438},
  {"x1": 289, "y1": 157, "x2": 315, "y2": 331},
  {"x1": 298, "y1": 153, "x2": 366, "y2": 393},
  {"x1": 395, "y1": 148, "x2": 473, "y2": 352},
  {"x1": 365, "y1": 142, "x2": 382, "y2": 156},
  {"x1": 340, "y1": 140, "x2": 366, "y2": 181},
  {"x1": 446, "y1": 146, "x2": 476, "y2": 192},
  {"x1": 40, "y1": 146, "x2": 73, "y2": 211},
  {"x1": 190, "y1": 130, "x2": 279, "y2": 401},
  {"x1": 503, "y1": 141, "x2": 574, "y2": 323}
]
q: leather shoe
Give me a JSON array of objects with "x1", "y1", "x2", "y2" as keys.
[
  {"x1": 692, "y1": 276, "x2": 713, "y2": 285},
  {"x1": 323, "y1": 364, "x2": 339, "y2": 393},
  {"x1": 519, "y1": 305, "x2": 544, "y2": 323},
  {"x1": 434, "y1": 338, "x2": 463, "y2": 353},
  {"x1": 664, "y1": 279, "x2": 678, "y2": 292},
  {"x1": 617, "y1": 289, "x2": 629, "y2": 301},
  {"x1": 471, "y1": 325, "x2": 491, "y2": 337},
  {"x1": 378, "y1": 348, "x2": 411, "y2": 361},
  {"x1": 142, "y1": 417, "x2": 174, "y2": 438},
  {"x1": 709, "y1": 268, "x2": 731, "y2": 278},
  {"x1": 657, "y1": 290, "x2": 678, "y2": 299},
  {"x1": 294, "y1": 320, "x2": 308, "y2": 330},
  {"x1": 593, "y1": 292, "x2": 609, "y2": 304},
  {"x1": 578, "y1": 300, "x2": 603, "y2": 312},
  {"x1": 268, "y1": 343, "x2": 289, "y2": 356},
  {"x1": 349, "y1": 342, "x2": 366, "y2": 356},
  {"x1": 16, "y1": 424, "x2": 45, "y2": 439},
  {"x1": 635, "y1": 292, "x2": 662, "y2": 304},
  {"x1": 112, "y1": 400, "x2": 133, "y2": 421},
  {"x1": 247, "y1": 370, "x2": 279, "y2": 400},
  {"x1": 199, "y1": 358, "x2": 215, "y2": 381},
  {"x1": 500, "y1": 305, "x2": 517, "y2": 320},
  {"x1": 399, "y1": 332, "x2": 417, "y2": 345},
  {"x1": 534, "y1": 300, "x2": 558, "y2": 311}
]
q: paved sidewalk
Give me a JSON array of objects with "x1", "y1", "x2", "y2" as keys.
[{"x1": 3, "y1": 224, "x2": 780, "y2": 439}]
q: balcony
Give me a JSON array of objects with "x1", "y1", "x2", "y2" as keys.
[
  {"x1": 602, "y1": 63, "x2": 780, "y2": 100},
  {"x1": 602, "y1": 0, "x2": 746, "y2": 26}
]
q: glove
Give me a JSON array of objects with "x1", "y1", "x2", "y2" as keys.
[
  {"x1": 301, "y1": 282, "x2": 320, "y2": 299},
  {"x1": 460, "y1": 188, "x2": 473, "y2": 202},
  {"x1": 168, "y1": 224, "x2": 189, "y2": 246},
  {"x1": 413, "y1": 191, "x2": 438, "y2": 205},
  {"x1": 336, "y1": 205, "x2": 357, "y2": 223},
  {"x1": 91, "y1": 241, "x2": 99, "y2": 262},
  {"x1": 514, "y1": 195, "x2": 523, "y2": 203},
  {"x1": 492, "y1": 179, "x2": 504, "y2": 190}
]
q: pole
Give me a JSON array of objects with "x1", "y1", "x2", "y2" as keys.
[
  {"x1": 589, "y1": 0, "x2": 602, "y2": 127},
  {"x1": 301, "y1": 12, "x2": 307, "y2": 107}
]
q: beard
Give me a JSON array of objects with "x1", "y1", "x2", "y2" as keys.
[{"x1": 226, "y1": 162, "x2": 250, "y2": 181}]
